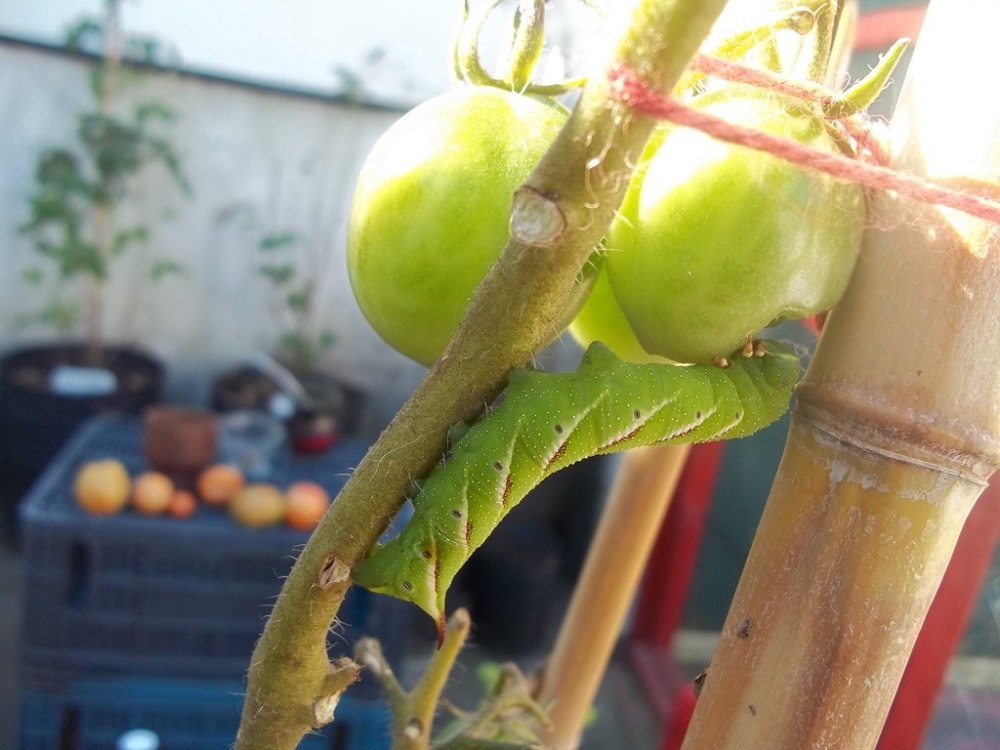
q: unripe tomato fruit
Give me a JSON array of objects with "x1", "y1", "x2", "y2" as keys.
[
  {"x1": 568, "y1": 261, "x2": 671, "y2": 364},
  {"x1": 597, "y1": 87, "x2": 866, "y2": 363},
  {"x1": 347, "y1": 86, "x2": 567, "y2": 366}
]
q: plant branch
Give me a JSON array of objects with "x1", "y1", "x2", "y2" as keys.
[
  {"x1": 457, "y1": 670, "x2": 550, "y2": 742},
  {"x1": 357, "y1": 610, "x2": 472, "y2": 750},
  {"x1": 235, "y1": 2, "x2": 732, "y2": 749},
  {"x1": 358, "y1": 612, "x2": 547, "y2": 749}
]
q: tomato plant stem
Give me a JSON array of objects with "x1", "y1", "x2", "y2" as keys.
[
  {"x1": 235, "y1": 2, "x2": 731, "y2": 749},
  {"x1": 356, "y1": 611, "x2": 472, "y2": 750},
  {"x1": 792, "y1": 0, "x2": 841, "y2": 84}
]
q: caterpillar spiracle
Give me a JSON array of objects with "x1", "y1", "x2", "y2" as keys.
[{"x1": 352, "y1": 339, "x2": 799, "y2": 636}]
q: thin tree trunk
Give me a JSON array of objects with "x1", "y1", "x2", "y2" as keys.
[
  {"x1": 681, "y1": 2, "x2": 1000, "y2": 747},
  {"x1": 89, "y1": 0, "x2": 123, "y2": 365}
]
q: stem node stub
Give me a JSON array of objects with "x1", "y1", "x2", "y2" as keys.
[
  {"x1": 313, "y1": 657, "x2": 362, "y2": 726},
  {"x1": 510, "y1": 186, "x2": 567, "y2": 247},
  {"x1": 319, "y1": 554, "x2": 351, "y2": 589},
  {"x1": 312, "y1": 694, "x2": 341, "y2": 726}
]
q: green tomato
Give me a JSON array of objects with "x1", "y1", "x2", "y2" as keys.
[
  {"x1": 568, "y1": 258, "x2": 672, "y2": 364},
  {"x1": 347, "y1": 86, "x2": 567, "y2": 366},
  {"x1": 602, "y1": 87, "x2": 866, "y2": 363}
]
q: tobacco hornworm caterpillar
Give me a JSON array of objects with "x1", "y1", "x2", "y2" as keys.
[{"x1": 352, "y1": 340, "x2": 799, "y2": 635}]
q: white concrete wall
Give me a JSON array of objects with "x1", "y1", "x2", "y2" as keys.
[{"x1": 0, "y1": 40, "x2": 435, "y2": 432}]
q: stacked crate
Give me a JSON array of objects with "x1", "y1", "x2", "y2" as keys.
[{"x1": 18, "y1": 417, "x2": 407, "y2": 750}]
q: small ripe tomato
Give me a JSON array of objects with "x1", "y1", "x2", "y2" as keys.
[
  {"x1": 229, "y1": 484, "x2": 286, "y2": 528},
  {"x1": 284, "y1": 481, "x2": 330, "y2": 532},
  {"x1": 168, "y1": 490, "x2": 198, "y2": 520},
  {"x1": 347, "y1": 86, "x2": 568, "y2": 366},
  {"x1": 599, "y1": 86, "x2": 865, "y2": 363},
  {"x1": 74, "y1": 459, "x2": 131, "y2": 516},
  {"x1": 131, "y1": 471, "x2": 175, "y2": 515},
  {"x1": 196, "y1": 464, "x2": 245, "y2": 507}
]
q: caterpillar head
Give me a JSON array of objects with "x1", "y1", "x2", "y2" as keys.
[{"x1": 351, "y1": 534, "x2": 447, "y2": 641}]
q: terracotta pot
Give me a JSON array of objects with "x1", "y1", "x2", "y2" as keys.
[{"x1": 143, "y1": 406, "x2": 218, "y2": 488}]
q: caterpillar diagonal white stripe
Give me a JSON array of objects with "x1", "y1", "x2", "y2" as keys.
[{"x1": 352, "y1": 340, "x2": 799, "y2": 637}]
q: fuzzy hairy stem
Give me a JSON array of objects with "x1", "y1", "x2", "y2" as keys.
[
  {"x1": 357, "y1": 610, "x2": 472, "y2": 750},
  {"x1": 234, "y1": 2, "x2": 731, "y2": 749}
]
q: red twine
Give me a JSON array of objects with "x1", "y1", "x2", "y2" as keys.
[{"x1": 607, "y1": 60, "x2": 1000, "y2": 227}]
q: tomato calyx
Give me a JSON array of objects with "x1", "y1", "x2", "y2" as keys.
[
  {"x1": 452, "y1": 0, "x2": 589, "y2": 97},
  {"x1": 677, "y1": 5, "x2": 817, "y2": 94}
]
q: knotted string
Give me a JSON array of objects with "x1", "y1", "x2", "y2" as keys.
[{"x1": 607, "y1": 58, "x2": 1000, "y2": 227}]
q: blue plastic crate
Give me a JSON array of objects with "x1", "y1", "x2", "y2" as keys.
[
  {"x1": 19, "y1": 675, "x2": 392, "y2": 750},
  {"x1": 18, "y1": 416, "x2": 411, "y2": 689}
]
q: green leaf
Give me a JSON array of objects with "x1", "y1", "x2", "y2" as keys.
[
  {"x1": 286, "y1": 288, "x2": 310, "y2": 312},
  {"x1": 278, "y1": 332, "x2": 316, "y2": 369},
  {"x1": 124, "y1": 36, "x2": 180, "y2": 67},
  {"x1": 149, "y1": 259, "x2": 185, "y2": 281},
  {"x1": 63, "y1": 18, "x2": 104, "y2": 53},
  {"x1": 17, "y1": 302, "x2": 80, "y2": 335},
  {"x1": 258, "y1": 264, "x2": 295, "y2": 285},
  {"x1": 112, "y1": 226, "x2": 151, "y2": 256},
  {"x1": 214, "y1": 202, "x2": 256, "y2": 227},
  {"x1": 145, "y1": 136, "x2": 192, "y2": 195},
  {"x1": 79, "y1": 113, "x2": 143, "y2": 192},
  {"x1": 55, "y1": 239, "x2": 105, "y2": 279},
  {"x1": 41, "y1": 302, "x2": 80, "y2": 334},
  {"x1": 135, "y1": 102, "x2": 177, "y2": 126},
  {"x1": 258, "y1": 231, "x2": 299, "y2": 251},
  {"x1": 21, "y1": 268, "x2": 45, "y2": 285},
  {"x1": 21, "y1": 192, "x2": 83, "y2": 235},
  {"x1": 34, "y1": 149, "x2": 87, "y2": 193}
]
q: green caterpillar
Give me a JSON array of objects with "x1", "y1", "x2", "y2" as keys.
[{"x1": 352, "y1": 340, "x2": 799, "y2": 635}]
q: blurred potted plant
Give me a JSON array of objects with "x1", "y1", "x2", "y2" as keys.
[
  {"x1": 0, "y1": 0, "x2": 189, "y2": 492},
  {"x1": 210, "y1": 204, "x2": 364, "y2": 445},
  {"x1": 250, "y1": 222, "x2": 337, "y2": 373}
]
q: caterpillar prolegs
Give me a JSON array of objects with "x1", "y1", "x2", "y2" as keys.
[{"x1": 351, "y1": 340, "x2": 799, "y2": 635}]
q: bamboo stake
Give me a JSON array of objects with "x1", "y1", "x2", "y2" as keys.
[
  {"x1": 681, "y1": 2, "x2": 1000, "y2": 748},
  {"x1": 535, "y1": 444, "x2": 691, "y2": 750}
]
